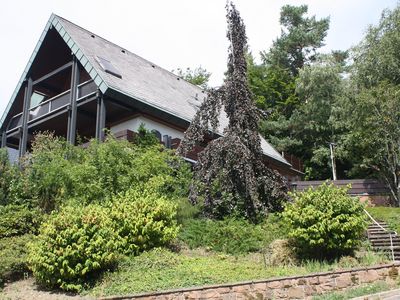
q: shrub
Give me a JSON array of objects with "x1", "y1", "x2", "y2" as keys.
[
  {"x1": 108, "y1": 188, "x2": 180, "y2": 255},
  {"x1": 28, "y1": 204, "x2": 120, "y2": 292},
  {"x1": 0, "y1": 234, "x2": 35, "y2": 287},
  {"x1": 28, "y1": 187, "x2": 180, "y2": 292},
  {"x1": 179, "y1": 218, "x2": 268, "y2": 255},
  {"x1": 282, "y1": 183, "x2": 368, "y2": 259},
  {"x1": 8, "y1": 132, "x2": 191, "y2": 211},
  {"x1": 268, "y1": 239, "x2": 297, "y2": 266},
  {"x1": 0, "y1": 204, "x2": 43, "y2": 238}
]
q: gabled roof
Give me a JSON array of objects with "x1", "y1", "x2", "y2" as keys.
[{"x1": 0, "y1": 14, "x2": 291, "y2": 167}]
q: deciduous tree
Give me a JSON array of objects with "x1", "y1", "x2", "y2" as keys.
[{"x1": 178, "y1": 3, "x2": 287, "y2": 222}]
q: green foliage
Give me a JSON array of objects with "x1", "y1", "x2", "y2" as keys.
[
  {"x1": 262, "y1": 4, "x2": 330, "y2": 77},
  {"x1": 89, "y1": 247, "x2": 386, "y2": 297},
  {"x1": 366, "y1": 207, "x2": 400, "y2": 234},
  {"x1": 134, "y1": 123, "x2": 160, "y2": 147},
  {"x1": 0, "y1": 234, "x2": 34, "y2": 287},
  {"x1": 27, "y1": 186, "x2": 179, "y2": 292},
  {"x1": 0, "y1": 205, "x2": 42, "y2": 238},
  {"x1": 312, "y1": 281, "x2": 395, "y2": 300},
  {"x1": 247, "y1": 54, "x2": 298, "y2": 115},
  {"x1": 179, "y1": 214, "x2": 288, "y2": 255},
  {"x1": 28, "y1": 204, "x2": 120, "y2": 292},
  {"x1": 282, "y1": 184, "x2": 367, "y2": 259},
  {"x1": 174, "y1": 197, "x2": 201, "y2": 224},
  {"x1": 7, "y1": 132, "x2": 191, "y2": 211},
  {"x1": 0, "y1": 148, "x2": 19, "y2": 205},
  {"x1": 336, "y1": 82, "x2": 400, "y2": 203},
  {"x1": 108, "y1": 188, "x2": 180, "y2": 255},
  {"x1": 173, "y1": 66, "x2": 211, "y2": 89},
  {"x1": 351, "y1": 6, "x2": 400, "y2": 88}
]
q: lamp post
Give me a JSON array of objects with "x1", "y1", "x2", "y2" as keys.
[{"x1": 329, "y1": 142, "x2": 337, "y2": 181}]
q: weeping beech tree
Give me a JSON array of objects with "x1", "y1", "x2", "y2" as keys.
[{"x1": 178, "y1": 3, "x2": 287, "y2": 221}]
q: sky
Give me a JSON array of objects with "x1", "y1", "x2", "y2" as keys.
[{"x1": 0, "y1": 0, "x2": 398, "y2": 117}]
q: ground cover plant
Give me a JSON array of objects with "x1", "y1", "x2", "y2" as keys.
[
  {"x1": 88, "y1": 247, "x2": 388, "y2": 297},
  {"x1": 366, "y1": 207, "x2": 400, "y2": 234},
  {"x1": 312, "y1": 281, "x2": 400, "y2": 300},
  {"x1": 179, "y1": 214, "x2": 288, "y2": 255}
]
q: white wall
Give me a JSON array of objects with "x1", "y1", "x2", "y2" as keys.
[{"x1": 110, "y1": 115, "x2": 185, "y2": 140}]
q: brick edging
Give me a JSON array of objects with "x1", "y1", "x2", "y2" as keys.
[{"x1": 98, "y1": 262, "x2": 400, "y2": 300}]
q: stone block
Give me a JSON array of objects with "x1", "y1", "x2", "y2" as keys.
[
  {"x1": 221, "y1": 293, "x2": 236, "y2": 300},
  {"x1": 287, "y1": 286, "x2": 304, "y2": 299},
  {"x1": 266, "y1": 281, "x2": 281, "y2": 289},
  {"x1": 389, "y1": 266, "x2": 399, "y2": 279},
  {"x1": 336, "y1": 273, "x2": 352, "y2": 289},
  {"x1": 199, "y1": 290, "x2": 221, "y2": 299},
  {"x1": 272, "y1": 288, "x2": 288, "y2": 299},
  {"x1": 252, "y1": 282, "x2": 267, "y2": 291},
  {"x1": 359, "y1": 269, "x2": 380, "y2": 283},
  {"x1": 308, "y1": 277, "x2": 319, "y2": 285}
]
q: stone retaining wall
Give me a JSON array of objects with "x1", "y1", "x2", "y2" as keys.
[{"x1": 100, "y1": 263, "x2": 400, "y2": 300}]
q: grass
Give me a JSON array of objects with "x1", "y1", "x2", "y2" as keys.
[
  {"x1": 366, "y1": 207, "x2": 400, "y2": 233},
  {"x1": 178, "y1": 214, "x2": 288, "y2": 255},
  {"x1": 312, "y1": 281, "x2": 400, "y2": 299},
  {"x1": 88, "y1": 247, "x2": 389, "y2": 297}
]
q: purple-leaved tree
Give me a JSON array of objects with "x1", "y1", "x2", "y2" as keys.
[{"x1": 178, "y1": 3, "x2": 287, "y2": 222}]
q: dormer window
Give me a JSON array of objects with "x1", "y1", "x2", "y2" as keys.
[
  {"x1": 30, "y1": 91, "x2": 47, "y2": 109},
  {"x1": 96, "y1": 56, "x2": 122, "y2": 79}
]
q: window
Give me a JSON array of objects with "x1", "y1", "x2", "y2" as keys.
[
  {"x1": 30, "y1": 91, "x2": 47, "y2": 109},
  {"x1": 151, "y1": 129, "x2": 161, "y2": 142},
  {"x1": 96, "y1": 56, "x2": 122, "y2": 78}
]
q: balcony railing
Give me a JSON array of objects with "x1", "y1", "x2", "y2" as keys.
[{"x1": 7, "y1": 80, "x2": 97, "y2": 132}]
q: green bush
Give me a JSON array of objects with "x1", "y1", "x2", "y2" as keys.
[
  {"x1": 0, "y1": 205, "x2": 43, "y2": 238},
  {"x1": 28, "y1": 187, "x2": 180, "y2": 292},
  {"x1": 282, "y1": 183, "x2": 367, "y2": 259},
  {"x1": 28, "y1": 204, "x2": 120, "y2": 292},
  {"x1": 108, "y1": 188, "x2": 180, "y2": 255},
  {"x1": 0, "y1": 234, "x2": 35, "y2": 287},
  {"x1": 8, "y1": 132, "x2": 191, "y2": 211},
  {"x1": 180, "y1": 217, "x2": 274, "y2": 255}
]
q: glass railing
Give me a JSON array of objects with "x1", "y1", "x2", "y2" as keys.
[{"x1": 7, "y1": 80, "x2": 96, "y2": 132}]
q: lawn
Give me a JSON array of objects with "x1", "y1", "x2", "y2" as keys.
[
  {"x1": 88, "y1": 247, "x2": 388, "y2": 297},
  {"x1": 366, "y1": 207, "x2": 400, "y2": 234}
]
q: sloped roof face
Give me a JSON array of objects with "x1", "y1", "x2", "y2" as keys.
[{"x1": 1, "y1": 14, "x2": 290, "y2": 167}]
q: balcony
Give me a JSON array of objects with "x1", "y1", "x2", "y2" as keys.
[{"x1": 7, "y1": 79, "x2": 97, "y2": 133}]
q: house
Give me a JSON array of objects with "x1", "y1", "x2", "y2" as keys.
[{"x1": 0, "y1": 14, "x2": 303, "y2": 182}]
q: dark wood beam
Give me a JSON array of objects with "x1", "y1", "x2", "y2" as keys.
[
  {"x1": 95, "y1": 92, "x2": 107, "y2": 141},
  {"x1": 106, "y1": 98, "x2": 135, "y2": 112},
  {"x1": 33, "y1": 61, "x2": 72, "y2": 85},
  {"x1": 0, "y1": 131, "x2": 6, "y2": 148},
  {"x1": 67, "y1": 57, "x2": 79, "y2": 145},
  {"x1": 78, "y1": 109, "x2": 97, "y2": 120},
  {"x1": 19, "y1": 78, "x2": 33, "y2": 157}
]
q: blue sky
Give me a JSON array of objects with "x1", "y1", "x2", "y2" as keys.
[{"x1": 0, "y1": 0, "x2": 398, "y2": 116}]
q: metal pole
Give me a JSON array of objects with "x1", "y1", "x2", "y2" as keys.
[
  {"x1": 19, "y1": 78, "x2": 33, "y2": 157},
  {"x1": 67, "y1": 56, "x2": 79, "y2": 145},
  {"x1": 329, "y1": 142, "x2": 337, "y2": 181}
]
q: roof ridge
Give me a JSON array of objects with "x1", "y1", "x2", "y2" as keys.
[{"x1": 54, "y1": 14, "x2": 206, "y2": 92}]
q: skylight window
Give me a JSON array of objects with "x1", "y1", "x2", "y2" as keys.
[
  {"x1": 96, "y1": 56, "x2": 122, "y2": 79},
  {"x1": 30, "y1": 91, "x2": 47, "y2": 109}
]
